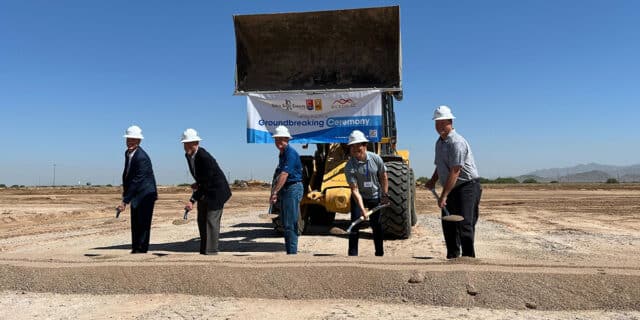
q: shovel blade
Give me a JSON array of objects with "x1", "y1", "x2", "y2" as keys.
[
  {"x1": 328, "y1": 226, "x2": 348, "y2": 235},
  {"x1": 258, "y1": 213, "x2": 279, "y2": 220},
  {"x1": 442, "y1": 215, "x2": 464, "y2": 222},
  {"x1": 172, "y1": 219, "x2": 190, "y2": 225}
]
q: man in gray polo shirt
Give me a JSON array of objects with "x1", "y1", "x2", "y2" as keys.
[
  {"x1": 344, "y1": 130, "x2": 389, "y2": 256},
  {"x1": 425, "y1": 105, "x2": 482, "y2": 259}
]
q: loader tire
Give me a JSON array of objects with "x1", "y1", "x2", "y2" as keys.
[
  {"x1": 409, "y1": 168, "x2": 417, "y2": 226},
  {"x1": 381, "y1": 161, "x2": 412, "y2": 239}
]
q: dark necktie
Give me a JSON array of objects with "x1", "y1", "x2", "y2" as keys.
[{"x1": 125, "y1": 151, "x2": 132, "y2": 177}]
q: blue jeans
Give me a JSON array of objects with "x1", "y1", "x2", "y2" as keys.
[{"x1": 279, "y1": 182, "x2": 302, "y2": 254}]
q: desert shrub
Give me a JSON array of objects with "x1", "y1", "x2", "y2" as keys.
[
  {"x1": 177, "y1": 183, "x2": 191, "y2": 187},
  {"x1": 550, "y1": 180, "x2": 559, "y2": 184},
  {"x1": 416, "y1": 176, "x2": 429, "y2": 185},
  {"x1": 478, "y1": 177, "x2": 492, "y2": 184},
  {"x1": 0, "y1": 184, "x2": 6, "y2": 188},
  {"x1": 493, "y1": 177, "x2": 520, "y2": 184},
  {"x1": 606, "y1": 178, "x2": 619, "y2": 184},
  {"x1": 522, "y1": 178, "x2": 538, "y2": 184}
]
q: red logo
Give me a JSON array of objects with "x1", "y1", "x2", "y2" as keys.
[
  {"x1": 331, "y1": 98, "x2": 355, "y2": 109},
  {"x1": 306, "y1": 99, "x2": 314, "y2": 110}
]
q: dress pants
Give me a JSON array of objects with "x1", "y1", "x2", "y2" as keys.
[
  {"x1": 349, "y1": 197, "x2": 384, "y2": 256},
  {"x1": 442, "y1": 180, "x2": 482, "y2": 258},
  {"x1": 130, "y1": 193, "x2": 156, "y2": 253},
  {"x1": 197, "y1": 198, "x2": 223, "y2": 254}
]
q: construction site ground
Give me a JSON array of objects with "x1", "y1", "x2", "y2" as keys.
[{"x1": 1, "y1": 184, "x2": 639, "y2": 319}]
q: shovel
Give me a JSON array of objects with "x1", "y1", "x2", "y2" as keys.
[
  {"x1": 258, "y1": 198, "x2": 279, "y2": 220},
  {"x1": 330, "y1": 203, "x2": 389, "y2": 235},
  {"x1": 258, "y1": 206, "x2": 279, "y2": 220},
  {"x1": 259, "y1": 173, "x2": 281, "y2": 220},
  {"x1": 103, "y1": 207, "x2": 125, "y2": 224},
  {"x1": 172, "y1": 209, "x2": 190, "y2": 225},
  {"x1": 429, "y1": 189, "x2": 464, "y2": 222}
]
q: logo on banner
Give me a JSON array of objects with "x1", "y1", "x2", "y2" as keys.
[
  {"x1": 331, "y1": 98, "x2": 355, "y2": 109},
  {"x1": 306, "y1": 99, "x2": 323, "y2": 111}
]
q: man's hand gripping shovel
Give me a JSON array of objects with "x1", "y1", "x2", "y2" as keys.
[
  {"x1": 429, "y1": 189, "x2": 464, "y2": 222},
  {"x1": 330, "y1": 203, "x2": 390, "y2": 235}
]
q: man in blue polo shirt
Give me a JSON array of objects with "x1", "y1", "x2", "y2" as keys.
[
  {"x1": 269, "y1": 125, "x2": 303, "y2": 255},
  {"x1": 425, "y1": 105, "x2": 482, "y2": 259}
]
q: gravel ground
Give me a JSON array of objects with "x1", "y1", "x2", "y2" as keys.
[{"x1": 1, "y1": 185, "x2": 639, "y2": 319}]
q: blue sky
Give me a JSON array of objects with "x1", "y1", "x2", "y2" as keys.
[{"x1": 1, "y1": 0, "x2": 638, "y2": 186}]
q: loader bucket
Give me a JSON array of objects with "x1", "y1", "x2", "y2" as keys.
[{"x1": 233, "y1": 6, "x2": 401, "y2": 93}]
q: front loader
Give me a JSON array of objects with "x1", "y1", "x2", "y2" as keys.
[{"x1": 233, "y1": 6, "x2": 416, "y2": 238}]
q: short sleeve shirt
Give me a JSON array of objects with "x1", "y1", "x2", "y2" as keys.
[
  {"x1": 277, "y1": 145, "x2": 303, "y2": 183},
  {"x1": 435, "y1": 130, "x2": 479, "y2": 188},
  {"x1": 345, "y1": 151, "x2": 386, "y2": 199}
]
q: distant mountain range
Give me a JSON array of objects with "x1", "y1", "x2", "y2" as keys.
[{"x1": 517, "y1": 163, "x2": 640, "y2": 183}]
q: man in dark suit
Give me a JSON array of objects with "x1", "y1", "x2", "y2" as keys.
[
  {"x1": 117, "y1": 125, "x2": 158, "y2": 254},
  {"x1": 181, "y1": 128, "x2": 232, "y2": 255}
]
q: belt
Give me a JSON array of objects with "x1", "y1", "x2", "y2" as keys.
[
  {"x1": 456, "y1": 178, "x2": 480, "y2": 189},
  {"x1": 283, "y1": 181, "x2": 301, "y2": 187}
]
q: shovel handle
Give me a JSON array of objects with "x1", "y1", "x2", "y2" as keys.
[
  {"x1": 345, "y1": 203, "x2": 389, "y2": 233},
  {"x1": 429, "y1": 189, "x2": 453, "y2": 216}
]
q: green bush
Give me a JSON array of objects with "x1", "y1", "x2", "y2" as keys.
[
  {"x1": 493, "y1": 177, "x2": 520, "y2": 184},
  {"x1": 606, "y1": 178, "x2": 619, "y2": 184},
  {"x1": 477, "y1": 177, "x2": 519, "y2": 184},
  {"x1": 0, "y1": 184, "x2": 6, "y2": 188},
  {"x1": 550, "y1": 180, "x2": 559, "y2": 184},
  {"x1": 522, "y1": 178, "x2": 538, "y2": 184},
  {"x1": 478, "y1": 177, "x2": 492, "y2": 184}
]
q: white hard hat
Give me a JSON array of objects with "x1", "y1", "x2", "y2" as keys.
[
  {"x1": 432, "y1": 105, "x2": 456, "y2": 120},
  {"x1": 272, "y1": 125, "x2": 292, "y2": 139},
  {"x1": 180, "y1": 128, "x2": 202, "y2": 143},
  {"x1": 123, "y1": 125, "x2": 144, "y2": 139},
  {"x1": 347, "y1": 130, "x2": 369, "y2": 145}
]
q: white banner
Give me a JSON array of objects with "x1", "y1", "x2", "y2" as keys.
[{"x1": 247, "y1": 90, "x2": 382, "y2": 143}]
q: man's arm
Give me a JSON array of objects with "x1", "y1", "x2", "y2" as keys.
[
  {"x1": 269, "y1": 171, "x2": 289, "y2": 204},
  {"x1": 439, "y1": 165, "x2": 461, "y2": 208},
  {"x1": 349, "y1": 183, "x2": 368, "y2": 218}
]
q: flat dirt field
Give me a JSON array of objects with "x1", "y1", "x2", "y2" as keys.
[{"x1": 1, "y1": 184, "x2": 639, "y2": 319}]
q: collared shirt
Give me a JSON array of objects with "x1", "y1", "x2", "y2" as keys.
[
  {"x1": 434, "y1": 129, "x2": 479, "y2": 188},
  {"x1": 277, "y1": 145, "x2": 302, "y2": 183},
  {"x1": 345, "y1": 151, "x2": 386, "y2": 200},
  {"x1": 188, "y1": 147, "x2": 199, "y2": 178},
  {"x1": 125, "y1": 148, "x2": 137, "y2": 177}
]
